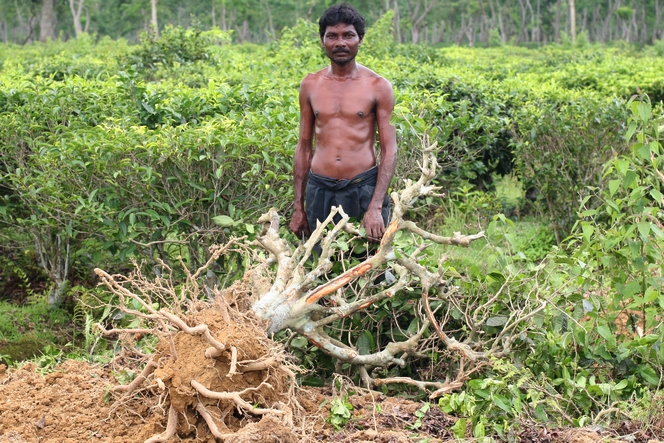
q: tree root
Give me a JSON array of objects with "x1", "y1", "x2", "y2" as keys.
[
  {"x1": 190, "y1": 379, "x2": 287, "y2": 416},
  {"x1": 195, "y1": 402, "x2": 235, "y2": 440},
  {"x1": 114, "y1": 360, "x2": 158, "y2": 394},
  {"x1": 144, "y1": 405, "x2": 178, "y2": 443},
  {"x1": 95, "y1": 255, "x2": 298, "y2": 443},
  {"x1": 159, "y1": 309, "x2": 226, "y2": 354},
  {"x1": 248, "y1": 140, "x2": 546, "y2": 396}
]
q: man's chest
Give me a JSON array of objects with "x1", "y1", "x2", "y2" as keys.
[{"x1": 309, "y1": 81, "x2": 376, "y2": 121}]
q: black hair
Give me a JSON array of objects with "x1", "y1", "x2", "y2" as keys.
[{"x1": 318, "y1": 3, "x2": 366, "y2": 40}]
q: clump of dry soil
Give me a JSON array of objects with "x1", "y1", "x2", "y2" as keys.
[{"x1": 1, "y1": 359, "x2": 664, "y2": 443}]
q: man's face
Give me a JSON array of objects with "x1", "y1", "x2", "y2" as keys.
[{"x1": 321, "y1": 23, "x2": 362, "y2": 66}]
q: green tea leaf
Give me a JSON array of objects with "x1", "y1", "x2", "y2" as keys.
[{"x1": 212, "y1": 215, "x2": 235, "y2": 227}]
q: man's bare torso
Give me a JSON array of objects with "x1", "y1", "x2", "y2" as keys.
[{"x1": 304, "y1": 65, "x2": 384, "y2": 180}]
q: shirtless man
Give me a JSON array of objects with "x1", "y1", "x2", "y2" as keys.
[{"x1": 289, "y1": 3, "x2": 397, "y2": 242}]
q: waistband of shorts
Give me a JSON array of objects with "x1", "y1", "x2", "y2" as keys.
[{"x1": 308, "y1": 165, "x2": 378, "y2": 190}]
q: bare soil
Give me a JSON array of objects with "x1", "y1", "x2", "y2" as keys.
[{"x1": 1, "y1": 358, "x2": 662, "y2": 443}]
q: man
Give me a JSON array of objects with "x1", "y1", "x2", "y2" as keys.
[{"x1": 289, "y1": 3, "x2": 397, "y2": 243}]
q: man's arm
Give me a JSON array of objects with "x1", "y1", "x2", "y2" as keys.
[
  {"x1": 289, "y1": 76, "x2": 315, "y2": 239},
  {"x1": 362, "y1": 77, "x2": 397, "y2": 241}
]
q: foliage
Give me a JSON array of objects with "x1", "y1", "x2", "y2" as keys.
[
  {"x1": 514, "y1": 94, "x2": 629, "y2": 242},
  {"x1": 327, "y1": 396, "x2": 354, "y2": 430},
  {"x1": 120, "y1": 24, "x2": 228, "y2": 74},
  {"x1": 565, "y1": 93, "x2": 664, "y2": 390},
  {"x1": 1, "y1": 0, "x2": 664, "y2": 48},
  {"x1": 0, "y1": 294, "x2": 72, "y2": 365}
]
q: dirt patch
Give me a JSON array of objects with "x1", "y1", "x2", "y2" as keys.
[
  {"x1": 1, "y1": 360, "x2": 664, "y2": 443},
  {"x1": 0, "y1": 360, "x2": 151, "y2": 443}
]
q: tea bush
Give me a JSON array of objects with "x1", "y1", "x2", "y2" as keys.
[{"x1": 2, "y1": 19, "x2": 660, "y2": 302}]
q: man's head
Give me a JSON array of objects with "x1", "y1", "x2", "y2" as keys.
[{"x1": 318, "y1": 3, "x2": 366, "y2": 40}]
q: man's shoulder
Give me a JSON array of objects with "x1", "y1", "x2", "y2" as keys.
[
  {"x1": 299, "y1": 70, "x2": 326, "y2": 94},
  {"x1": 358, "y1": 65, "x2": 392, "y2": 86},
  {"x1": 301, "y1": 69, "x2": 327, "y2": 83}
]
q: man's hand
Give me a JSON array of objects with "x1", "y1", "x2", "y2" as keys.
[
  {"x1": 361, "y1": 208, "x2": 385, "y2": 242},
  {"x1": 289, "y1": 209, "x2": 310, "y2": 239}
]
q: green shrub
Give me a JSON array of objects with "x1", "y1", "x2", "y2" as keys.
[
  {"x1": 564, "y1": 93, "x2": 664, "y2": 390},
  {"x1": 121, "y1": 24, "x2": 220, "y2": 73},
  {"x1": 514, "y1": 94, "x2": 629, "y2": 242}
]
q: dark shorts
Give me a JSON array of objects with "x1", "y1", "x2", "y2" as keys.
[{"x1": 305, "y1": 166, "x2": 391, "y2": 232}]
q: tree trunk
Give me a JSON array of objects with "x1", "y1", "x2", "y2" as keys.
[
  {"x1": 394, "y1": 0, "x2": 402, "y2": 43},
  {"x1": 411, "y1": 26, "x2": 420, "y2": 44},
  {"x1": 222, "y1": 1, "x2": 228, "y2": 31},
  {"x1": 39, "y1": 0, "x2": 56, "y2": 42},
  {"x1": 495, "y1": 0, "x2": 508, "y2": 42},
  {"x1": 591, "y1": 4, "x2": 600, "y2": 42},
  {"x1": 569, "y1": 0, "x2": 576, "y2": 43},
  {"x1": 15, "y1": 0, "x2": 27, "y2": 38},
  {"x1": 68, "y1": 0, "x2": 85, "y2": 38},
  {"x1": 554, "y1": 0, "x2": 561, "y2": 42},
  {"x1": 656, "y1": 0, "x2": 662, "y2": 41},
  {"x1": 264, "y1": 0, "x2": 276, "y2": 41},
  {"x1": 536, "y1": 0, "x2": 541, "y2": 43},
  {"x1": 457, "y1": 12, "x2": 466, "y2": 44},
  {"x1": 525, "y1": 0, "x2": 535, "y2": 42},
  {"x1": 581, "y1": 7, "x2": 587, "y2": 35},
  {"x1": 637, "y1": 5, "x2": 646, "y2": 43},
  {"x1": 516, "y1": 0, "x2": 528, "y2": 43},
  {"x1": 602, "y1": 0, "x2": 620, "y2": 43},
  {"x1": 466, "y1": 15, "x2": 475, "y2": 45},
  {"x1": 408, "y1": 0, "x2": 437, "y2": 45},
  {"x1": 478, "y1": 0, "x2": 489, "y2": 44},
  {"x1": 438, "y1": 19, "x2": 445, "y2": 42},
  {"x1": 488, "y1": 0, "x2": 497, "y2": 30},
  {"x1": 151, "y1": 0, "x2": 158, "y2": 38},
  {"x1": 236, "y1": 19, "x2": 249, "y2": 42},
  {"x1": 33, "y1": 227, "x2": 72, "y2": 307}
]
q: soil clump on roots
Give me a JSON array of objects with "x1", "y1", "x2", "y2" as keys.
[{"x1": 92, "y1": 269, "x2": 299, "y2": 443}]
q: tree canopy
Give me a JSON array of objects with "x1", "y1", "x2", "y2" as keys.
[{"x1": 1, "y1": 0, "x2": 662, "y2": 46}]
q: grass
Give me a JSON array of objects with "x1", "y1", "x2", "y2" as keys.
[
  {"x1": 0, "y1": 294, "x2": 74, "y2": 365},
  {"x1": 430, "y1": 174, "x2": 556, "y2": 272}
]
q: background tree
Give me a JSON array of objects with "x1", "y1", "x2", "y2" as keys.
[
  {"x1": 39, "y1": 0, "x2": 55, "y2": 41},
  {"x1": 151, "y1": 0, "x2": 158, "y2": 37},
  {"x1": 68, "y1": 0, "x2": 86, "y2": 37},
  {"x1": 0, "y1": 1, "x2": 662, "y2": 53}
]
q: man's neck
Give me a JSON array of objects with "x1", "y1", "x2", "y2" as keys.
[{"x1": 327, "y1": 61, "x2": 360, "y2": 80}]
